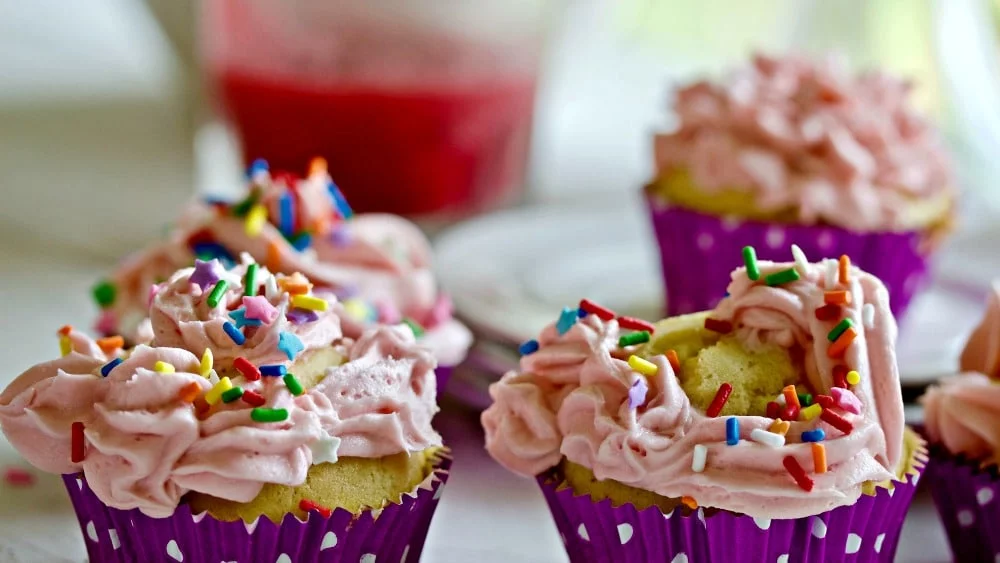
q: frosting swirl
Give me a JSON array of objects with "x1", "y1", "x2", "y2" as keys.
[
  {"x1": 652, "y1": 53, "x2": 953, "y2": 231},
  {"x1": 483, "y1": 255, "x2": 905, "y2": 519}
]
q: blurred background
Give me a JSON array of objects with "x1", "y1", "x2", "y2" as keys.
[{"x1": 2, "y1": 0, "x2": 1000, "y2": 560}]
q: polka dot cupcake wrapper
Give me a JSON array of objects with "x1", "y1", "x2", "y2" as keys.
[
  {"x1": 645, "y1": 199, "x2": 932, "y2": 319},
  {"x1": 60, "y1": 449, "x2": 451, "y2": 563},
  {"x1": 436, "y1": 365, "x2": 454, "y2": 396},
  {"x1": 536, "y1": 458, "x2": 923, "y2": 563},
  {"x1": 924, "y1": 447, "x2": 1000, "y2": 563}
]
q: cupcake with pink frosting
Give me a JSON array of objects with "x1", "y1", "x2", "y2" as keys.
[
  {"x1": 647, "y1": 53, "x2": 954, "y2": 319},
  {"x1": 2, "y1": 257, "x2": 450, "y2": 563},
  {"x1": 93, "y1": 157, "x2": 471, "y2": 391},
  {"x1": 920, "y1": 281, "x2": 1000, "y2": 562},
  {"x1": 483, "y1": 246, "x2": 924, "y2": 562}
]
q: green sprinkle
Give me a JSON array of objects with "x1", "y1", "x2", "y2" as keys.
[
  {"x1": 232, "y1": 194, "x2": 258, "y2": 217},
  {"x1": 797, "y1": 393, "x2": 813, "y2": 407},
  {"x1": 221, "y1": 387, "x2": 244, "y2": 403},
  {"x1": 765, "y1": 268, "x2": 800, "y2": 286},
  {"x1": 618, "y1": 331, "x2": 651, "y2": 347},
  {"x1": 207, "y1": 280, "x2": 229, "y2": 308},
  {"x1": 742, "y1": 246, "x2": 760, "y2": 281},
  {"x1": 283, "y1": 373, "x2": 303, "y2": 396},
  {"x1": 251, "y1": 407, "x2": 289, "y2": 423},
  {"x1": 244, "y1": 263, "x2": 258, "y2": 297},
  {"x1": 402, "y1": 318, "x2": 425, "y2": 338},
  {"x1": 827, "y1": 318, "x2": 854, "y2": 342},
  {"x1": 93, "y1": 280, "x2": 117, "y2": 308}
]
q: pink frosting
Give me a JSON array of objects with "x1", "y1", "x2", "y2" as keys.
[
  {"x1": 653, "y1": 53, "x2": 953, "y2": 231},
  {"x1": 483, "y1": 256, "x2": 905, "y2": 519},
  {"x1": 959, "y1": 282, "x2": 1000, "y2": 378},
  {"x1": 1, "y1": 264, "x2": 441, "y2": 518}
]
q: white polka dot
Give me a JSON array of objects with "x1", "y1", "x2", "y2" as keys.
[
  {"x1": 433, "y1": 484, "x2": 445, "y2": 500},
  {"x1": 874, "y1": 533, "x2": 886, "y2": 553},
  {"x1": 109, "y1": 529, "x2": 120, "y2": 550},
  {"x1": 958, "y1": 509, "x2": 976, "y2": 527},
  {"x1": 913, "y1": 473, "x2": 920, "y2": 485},
  {"x1": 753, "y1": 517, "x2": 771, "y2": 530},
  {"x1": 577, "y1": 523, "x2": 590, "y2": 541},
  {"x1": 817, "y1": 231, "x2": 834, "y2": 250},
  {"x1": 994, "y1": 554, "x2": 1000, "y2": 563},
  {"x1": 776, "y1": 555, "x2": 789, "y2": 563},
  {"x1": 671, "y1": 554, "x2": 689, "y2": 563},
  {"x1": 321, "y1": 531, "x2": 338, "y2": 550},
  {"x1": 663, "y1": 510, "x2": 674, "y2": 519},
  {"x1": 845, "y1": 533, "x2": 862, "y2": 554},
  {"x1": 721, "y1": 217, "x2": 742, "y2": 232},
  {"x1": 76, "y1": 478, "x2": 84, "y2": 490},
  {"x1": 978, "y1": 488, "x2": 995, "y2": 505},
  {"x1": 400, "y1": 545, "x2": 411, "y2": 563},
  {"x1": 697, "y1": 508, "x2": 706, "y2": 526},
  {"x1": 811, "y1": 517, "x2": 827, "y2": 538},
  {"x1": 275, "y1": 555, "x2": 292, "y2": 563},
  {"x1": 697, "y1": 232, "x2": 715, "y2": 251},
  {"x1": 360, "y1": 554, "x2": 377, "y2": 563},
  {"x1": 888, "y1": 487, "x2": 895, "y2": 497},
  {"x1": 617, "y1": 523, "x2": 634, "y2": 544},
  {"x1": 85, "y1": 521, "x2": 98, "y2": 543},
  {"x1": 166, "y1": 539, "x2": 184, "y2": 562},
  {"x1": 766, "y1": 227, "x2": 785, "y2": 249}
]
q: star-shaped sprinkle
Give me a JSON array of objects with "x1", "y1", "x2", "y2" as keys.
[
  {"x1": 628, "y1": 376, "x2": 648, "y2": 409},
  {"x1": 229, "y1": 307, "x2": 263, "y2": 329},
  {"x1": 277, "y1": 331, "x2": 304, "y2": 361},
  {"x1": 556, "y1": 307, "x2": 578, "y2": 335},
  {"x1": 278, "y1": 272, "x2": 312, "y2": 295},
  {"x1": 310, "y1": 433, "x2": 341, "y2": 465},
  {"x1": 243, "y1": 296, "x2": 278, "y2": 323},
  {"x1": 189, "y1": 259, "x2": 225, "y2": 290},
  {"x1": 287, "y1": 308, "x2": 319, "y2": 325}
]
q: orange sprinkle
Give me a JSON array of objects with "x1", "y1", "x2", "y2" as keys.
[
  {"x1": 311, "y1": 216, "x2": 331, "y2": 237},
  {"x1": 827, "y1": 327, "x2": 858, "y2": 358},
  {"x1": 823, "y1": 290, "x2": 851, "y2": 306},
  {"x1": 782, "y1": 385, "x2": 801, "y2": 409},
  {"x1": 57, "y1": 325, "x2": 73, "y2": 336},
  {"x1": 266, "y1": 240, "x2": 282, "y2": 271},
  {"x1": 308, "y1": 157, "x2": 328, "y2": 176},
  {"x1": 666, "y1": 350, "x2": 681, "y2": 374},
  {"x1": 812, "y1": 443, "x2": 828, "y2": 473},
  {"x1": 278, "y1": 272, "x2": 312, "y2": 295},
  {"x1": 769, "y1": 420, "x2": 791, "y2": 436},
  {"x1": 838, "y1": 255, "x2": 851, "y2": 285},
  {"x1": 96, "y1": 336, "x2": 124, "y2": 355},
  {"x1": 681, "y1": 496, "x2": 698, "y2": 509},
  {"x1": 178, "y1": 382, "x2": 202, "y2": 403}
]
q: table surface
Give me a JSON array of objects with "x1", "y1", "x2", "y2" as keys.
[{"x1": 0, "y1": 243, "x2": 953, "y2": 563}]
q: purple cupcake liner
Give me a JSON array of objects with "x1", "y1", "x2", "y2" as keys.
[
  {"x1": 537, "y1": 456, "x2": 924, "y2": 563},
  {"x1": 646, "y1": 200, "x2": 931, "y2": 319},
  {"x1": 62, "y1": 450, "x2": 451, "y2": 563},
  {"x1": 436, "y1": 365, "x2": 454, "y2": 394},
  {"x1": 924, "y1": 447, "x2": 1000, "y2": 563}
]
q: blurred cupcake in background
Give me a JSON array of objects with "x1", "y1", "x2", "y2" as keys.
[
  {"x1": 920, "y1": 281, "x2": 1000, "y2": 563},
  {"x1": 646, "y1": 53, "x2": 954, "y2": 318},
  {"x1": 93, "y1": 158, "x2": 471, "y2": 391},
  {"x1": 1, "y1": 259, "x2": 449, "y2": 563}
]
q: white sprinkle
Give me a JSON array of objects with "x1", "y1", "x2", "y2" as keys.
[
  {"x1": 824, "y1": 259, "x2": 838, "y2": 289},
  {"x1": 265, "y1": 275, "x2": 279, "y2": 300},
  {"x1": 750, "y1": 428, "x2": 786, "y2": 448},
  {"x1": 862, "y1": 303, "x2": 875, "y2": 329},
  {"x1": 691, "y1": 444, "x2": 708, "y2": 473},
  {"x1": 791, "y1": 244, "x2": 809, "y2": 276},
  {"x1": 776, "y1": 393, "x2": 787, "y2": 406}
]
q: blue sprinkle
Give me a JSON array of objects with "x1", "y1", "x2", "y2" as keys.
[
  {"x1": 202, "y1": 196, "x2": 234, "y2": 206},
  {"x1": 801, "y1": 428, "x2": 826, "y2": 443},
  {"x1": 229, "y1": 308, "x2": 263, "y2": 329},
  {"x1": 291, "y1": 232, "x2": 312, "y2": 252},
  {"x1": 726, "y1": 417, "x2": 740, "y2": 446},
  {"x1": 223, "y1": 321, "x2": 245, "y2": 345},
  {"x1": 328, "y1": 182, "x2": 353, "y2": 219},
  {"x1": 278, "y1": 193, "x2": 295, "y2": 236},
  {"x1": 277, "y1": 331, "x2": 304, "y2": 361},
  {"x1": 100, "y1": 357, "x2": 123, "y2": 377},
  {"x1": 259, "y1": 364, "x2": 288, "y2": 377},
  {"x1": 191, "y1": 242, "x2": 234, "y2": 265},
  {"x1": 556, "y1": 307, "x2": 578, "y2": 336},
  {"x1": 577, "y1": 308, "x2": 588, "y2": 318},
  {"x1": 249, "y1": 158, "x2": 269, "y2": 176},
  {"x1": 518, "y1": 339, "x2": 540, "y2": 355}
]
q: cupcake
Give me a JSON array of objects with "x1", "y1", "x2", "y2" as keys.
[
  {"x1": 483, "y1": 247, "x2": 924, "y2": 562},
  {"x1": 647, "y1": 53, "x2": 954, "y2": 318},
  {"x1": 93, "y1": 158, "x2": 472, "y2": 390},
  {"x1": 920, "y1": 281, "x2": 1000, "y2": 563},
  {"x1": 1, "y1": 258, "x2": 450, "y2": 563}
]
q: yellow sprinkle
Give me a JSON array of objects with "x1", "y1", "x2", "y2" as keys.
[
  {"x1": 343, "y1": 298, "x2": 370, "y2": 322},
  {"x1": 200, "y1": 349, "x2": 213, "y2": 378},
  {"x1": 59, "y1": 336, "x2": 71, "y2": 357},
  {"x1": 801, "y1": 403, "x2": 823, "y2": 421},
  {"x1": 245, "y1": 204, "x2": 268, "y2": 237},
  {"x1": 154, "y1": 361, "x2": 175, "y2": 374},
  {"x1": 846, "y1": 370, "x2": 861, "y2": 386},
  {"x1": 627, "y1": 355, "x2": 658, "y2": 376},
  {"x1": 291, "y1": 294, "x2": 328, "y2": 312},
  {"x1": 204, "y1": 377, "x2": 233, "y2": 405},
  {"x1": 768, "y1": 420, "x2": 790, "y2": 436}
]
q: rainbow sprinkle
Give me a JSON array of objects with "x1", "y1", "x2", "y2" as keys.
[
  {"x1": 402, "y1": 318, "x2": 425, "y2": 338},
  {"x1": 207, "y1": 280, "x2": 229, "y2": 308},
  {"x1": 749, "y1": 428, "x2": 785, "y2": 448},
  {"x1": 627, "y1": 355, "x2": 658, "y2": 376},
  {"x1": 742, "y1": 245, "x2": 760, "y2": 281},
  {"x1": 846, "y1": 370, "x2": 861, "y2": 386},
  {"x1": 801, "y1": 428, "x2": 826, "y2": 443},
  {"x1": 827, "y1": 318, "x2": 854, "y2": 342},
  {"x1": 71, "y1": 422, "x2": 85, "y2": 463},
  {"x1": 812, "y1": 443, "x2": 828, "y2": 473},
  {"x1": 556, "y1": 307, "x2": 578, "y2": 335},
  {"x1": 243, "y1": 263, "x2": 258, "y2": 297},
  {"x1": 154, "y1": 361, "x2": 175, "y2": 374},
  {"x1": 260, "y1": 364, "x2": 287, "y2": 377},
  {"x1": 578, "y1": 299, "x2": 615, "y2": 321},
  {"x1": 618, "y1": 331, "x2": 650, "y2": 347},
  {"x1": 519, "y1": 339, "x2": 540, "y2": 355},
  {"x1": 291, "y1": 294, "x2": 328, "y2": 312},
  {"x1": 706, "y1": 382, "x2": 733, "y2": 418},
  {"x1": 765, "y1": 268, "x2": 800, "y2": 286},
  {"x1": 783, "y1": 455, "x2": 813, "y2": 492},
  {"x1": 200, "y1": 348, "x2": 214, "y2": 377},
  {"x1": 59, "y1": 336, "x2": 71, "y2": 357},
  {"x1": 691, "y1": 444, "x2": 708, "y2": 473},
  {"x1": 277, "y1": 331, "x2": 304, "y2": 360},
  {"x1": 222, "y1": 322, "x2": 245, "y2": 345},
  {"x1": 92, "y1": 280, "x2": 116, "y2": 308},
  {"x1": 283, "y1": 373, "x2": 304, "y2": 396},
  {"x1": 100, "y1": 358, "x2": 122, "y2": 377},
  {"x1": 800, "y1": 404, "x2": 822, "y2": 421},
  {"x1": 221, "y1": 387, "x2": 244, "y2": 403},
  {"x1": 726, "y1": 417, "x2": 740, "y2": 445},
  {"x1": 251, "y1": 408, "x2": 289, "y2": 423},
  {"x1": 205, "y1": 377, "x2": 233, "y2": 405},
  {"x1": 245, "y1": 204, "x2": 268, "y2": 237}
]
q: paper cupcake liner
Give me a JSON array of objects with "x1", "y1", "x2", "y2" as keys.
[
  {"x1": 646, "y1": 201, "x2": 931, "y2": 318},
  {"x1": 436, "y1": 365, "x2": 454, "y2": 394},
  {"x1": 924, "y1": 446, "x2": 1000, "y2": 563},
  {"x1": 537, "y1": 453, "x2": 924, "y2": 562},
  {"x1": 62, "y1": 449, "x2": 451, "y2": 563}
]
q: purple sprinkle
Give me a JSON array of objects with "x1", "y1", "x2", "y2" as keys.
[
  {"x1": 628, "y1": 377, "x2": 648, "y2": 409},
  {"x1": 333, "y1": 284, "x2": 358, "y2": 300},
  {"x1": 189, "y1": 259, "x2": 223, "y2": 290},
  {"x1": 286, "y1": 308, "x2": 319, "y2": 325},
  {"x1": 329, "y1": 226, "x2": 352, "y2": 247}
]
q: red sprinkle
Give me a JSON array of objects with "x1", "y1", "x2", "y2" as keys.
[
  {"x1": 821, "y1": 409, "x2": 854, "y2": 435},
  {"x1": 783, "y1": 455, "x2": 814, "y2": 492},
  {"x1": 780, "y1": 405, "x2": 800, "y2": 422},
  {"x1": 704, "y1": 318, "x2": 733, "y2": 334},
  {"x1": 241, "y1": 390, "x2": 266, "y2": 407},
  {"x1": 299, "y1": 499, "x2": 332, "y2": 519},
  {"x1": 4, "y1": 466, "x2": 35, "y2": 487},
  {"x1": 832, "y1": 365, "x2": 848, "y2": 389},
  {"x1": 233, "y1": 357, "x2": 261, "y2": 381},
  {"x1": 705, "y1": 383, "x2": 733, "y2": 418},
  {"x1": 816, "y1": 394, "x2": 835, "y2": 409},
  {"x1": 665, "y1": 350, "x2": 681, "y2": 374},
  {"x1": 814, "y1": 304, "x2": 840, "y2": 321},
  {"x1": 71, "y1": 422, "x2": 85, "y2": 463},
  {"x1": 193, "y1": 396, "x2": 211, "y2": 420},
  {"x1": 766, "y1": 401, "x2": 781, "y2": 419},
  {"x1": 57, "y1": 324, "x2": 74, "y2": 336},
  {"x1": 579, "y1": 299, "x2": 616, "y2": 321},
  {"x1": 618, "y1": 316, "x2": 656, "y2": 334}
]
